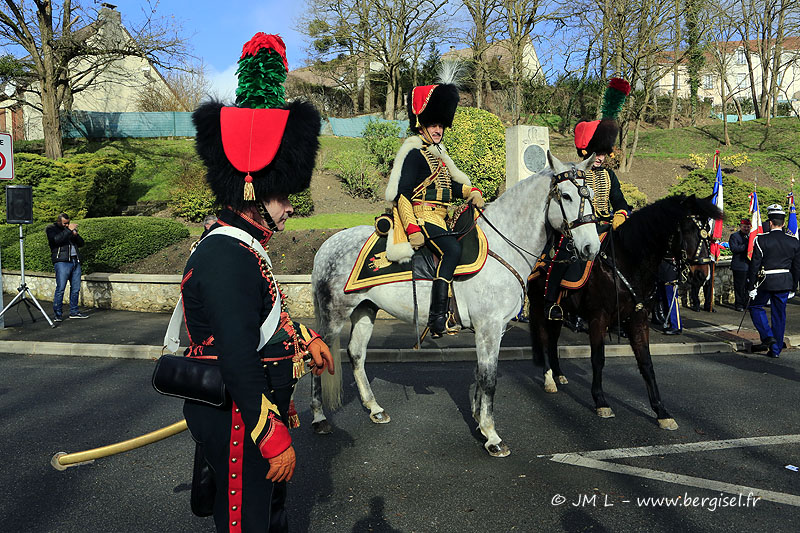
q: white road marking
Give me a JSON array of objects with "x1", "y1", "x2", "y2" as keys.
[{"x1": 542, "y1": 434, "x2": 800, "y2": 507}]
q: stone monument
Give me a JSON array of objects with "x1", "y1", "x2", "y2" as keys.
[{"x1": 505, "y1": 125, "x2": 550, "y2": 190}]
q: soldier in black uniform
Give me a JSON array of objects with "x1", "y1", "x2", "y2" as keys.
[
  {"x1": 729, "y1": 218, "x2": 752, "y2": 311},
  {"x1": 182, "y1": 33, "x2": 334, "y2": 532},
  {"x1": 543, "y1": 78, "x2": 632, "y2": 321},
  {"x1": 384, "y1": 82, "x2": 485, "y2": 337},
  {"x1": 747, "y1": 204, "x2": 800, "y2": 358}
]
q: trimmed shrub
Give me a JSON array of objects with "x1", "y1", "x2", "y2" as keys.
[
  {"x1": 0, "y1": 216, "x2": 190, "y2": 274},
  {"x1": 334, "y1": 150, "x2": 382, "y2": 200},
  {"x1": 445, "y1": 107, "x2": 506, "y2": 201},
  {"x1": 169, "y1": 162, "x2": 217, "y2": 222},
  {"x1": 669, "y1": 168, "x2": 786, "y2": 226},
  {"x1": 63, "y1": 154, "x2": 134, "y2": 217},
  {"x1": 620, "y1": 181, "x2": 648, "y2": 210},
  {"x1": 362, "y1": 119, "x2": 402, "y2": 175},
  {"x1": 289, "y1": 189, "x2": 314, "y2": 217}
]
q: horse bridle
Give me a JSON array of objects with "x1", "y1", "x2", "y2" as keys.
[
  {"x1": 668, "y1": 215, "x2": 713, "y2": 282},
  {"x1": 548, "y1": 168, "x2": 596, "y2": 240}
]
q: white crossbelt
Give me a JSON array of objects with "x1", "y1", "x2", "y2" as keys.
[
  {"x1": 764, "y1": 269, "x2": 790, "y2": 274},
  {"x1": 163, "y1": 225, "x2": 282, "y2": 354}
]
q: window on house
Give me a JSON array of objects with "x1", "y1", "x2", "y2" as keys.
[
  {"x1": 736, "y1": 73, "x2": 748, "y2": 88},
  {"x1": 704, "y1": 74, "x2": 714, "y2": 89},
  {"x1": 736, "y1": 50, "x2": 747, "y2": 65}
]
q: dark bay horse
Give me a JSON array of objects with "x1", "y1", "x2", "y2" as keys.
[{"x1": 528, "y1": 194, "x2": 721, "y2": 430}]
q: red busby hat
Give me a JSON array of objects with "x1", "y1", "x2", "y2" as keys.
[
  {"x1": 575, "y1": 77, "x2": 631, "y2": 158},
  {"x1": 740, "y1": 218, "x2": 751, "y2": 225},
  {"x1": 192, "y1": 33, "x2": 321, "y2": 210},
  {"x1": 407, "y1": 83, "x2": 459, "y2": 133}
]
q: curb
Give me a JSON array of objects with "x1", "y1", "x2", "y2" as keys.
[{"x1": 0, "y1": 340, "x2": 742, "y2": 362}]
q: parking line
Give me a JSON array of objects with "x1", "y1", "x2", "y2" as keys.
[{"x1": 543, "y1": 435, "x2": 800, "y2": 507}]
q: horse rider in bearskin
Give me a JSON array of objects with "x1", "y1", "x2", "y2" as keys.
[
  {"x1": 543, "y1": 78, "x2": 632, "y2": 321},
  {"x1": 182, "y1": 33, "x2": 334, "y2": 532},
  {"x1": 384, "y1": 81, "x2": 485, "y2": 337}
]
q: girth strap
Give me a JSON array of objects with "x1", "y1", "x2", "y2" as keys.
[
  {"x1": 598, "y1": 250, "x2": 652, "y2": 311},
  {"x1": 487, "y1": 249, "x2": 526, "y2": 294}
]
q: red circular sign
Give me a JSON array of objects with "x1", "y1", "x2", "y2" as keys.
[{"x1": 0, "y1": 152, "x2": 5, "y2": 171}]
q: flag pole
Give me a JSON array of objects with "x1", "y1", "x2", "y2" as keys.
[{"x1": 708, "y1": 150, "x2": 721, "y2": 312}]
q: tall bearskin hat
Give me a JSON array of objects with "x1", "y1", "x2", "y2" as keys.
[
  {"x1": 407, "y1": 83, "x2": 459, "y2": 133},
  {"x1": 574, "y1": 77, "x2": 631, "y2": 158},
  {"x1": 192, "y1": 33, "x2": 321, "y2": 211}
]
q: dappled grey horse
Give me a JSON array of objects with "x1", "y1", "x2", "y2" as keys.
[{"x1": 310, "y1": 152, "x2": 601, "y2": 457}]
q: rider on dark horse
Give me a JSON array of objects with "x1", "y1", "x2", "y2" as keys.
[
  {"x1": 384, "y1": 81, "x2": 485, "y2": 338},
  {"x1": 543, "y1": 78, "x2": 632, "y2": 321}
]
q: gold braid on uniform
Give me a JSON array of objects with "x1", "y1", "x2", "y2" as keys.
[
  {"x1": 411, "y1": 146, "x2": 452, "y2": 230},
  {"x1": 586, "y1": 168, "x2": 613, "y2": 220}
]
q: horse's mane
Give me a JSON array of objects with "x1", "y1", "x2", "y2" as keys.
[{"x1": 615, "y1": 194, "x2": 722, "y2": 258}]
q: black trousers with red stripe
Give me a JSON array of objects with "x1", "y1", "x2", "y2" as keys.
[
  {"x1": 422, "y1": 222, "x2": 461, "y2": 280},
  {"x1": 184, "y1": 376, "x2": 294, "y2": 532}
]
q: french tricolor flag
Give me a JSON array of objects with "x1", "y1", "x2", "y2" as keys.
[
  {"x1": 747, "y1": 189, "x2": 763, "y2": 260},
  {"x1": 709, "y1": 150, "x2": 724, "y2": 259}
]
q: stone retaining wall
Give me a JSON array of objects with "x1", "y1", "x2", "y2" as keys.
[
  {"x1": 1, "y1": 271, "x2": 314, "y2": 316},
  {"x1": 2, "y1": 258, "x2": 736, "y2": 315}
]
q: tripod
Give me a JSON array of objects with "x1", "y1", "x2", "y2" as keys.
[{"x1": 0, "y1": 224, "x2": 55, "y2": 327}]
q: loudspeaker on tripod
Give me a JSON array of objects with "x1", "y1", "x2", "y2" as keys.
[{"x1": 6, "y1": 185, "x2": 33, "y2": 224}]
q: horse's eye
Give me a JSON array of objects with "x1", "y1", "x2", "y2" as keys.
[{"x1": 562, "y1": 193, "x2": 572, "y2": 202}]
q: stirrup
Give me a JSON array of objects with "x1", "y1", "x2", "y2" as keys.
[{"x1": 546, "y1": 302, "x2": 563, "y2": 321}]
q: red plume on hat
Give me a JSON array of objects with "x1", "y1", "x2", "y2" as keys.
[
  {"x1": 575, "y1": 77, "x2": 631, "y2": 158},
  {"x1": 192, "y1": 32, "x2": 321, "y2": 210}
]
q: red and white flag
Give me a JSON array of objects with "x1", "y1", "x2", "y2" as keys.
[
  {"x1": 709, "y1": 150, "x2": 724, "y2": 259},
  {"x1": 747, "y1": 189, "x2": 763, "y2": 260}
]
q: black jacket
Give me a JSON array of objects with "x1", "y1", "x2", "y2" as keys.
[
  {"x1": 747, "y1": 229, "x2": 800, "y2": 292},
  {"x1": 728, "y1": 230, "x2": 750, "y2": 272},
  {"x1": 46, "y1": 223, "x2": 85, "y2": 264}
]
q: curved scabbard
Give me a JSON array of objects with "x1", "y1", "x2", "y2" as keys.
[{"x1": 51, "y1": 419, "x2": 188, "y2": 471}]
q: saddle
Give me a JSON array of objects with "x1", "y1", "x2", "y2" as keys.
[
  {"x1": 528, "y1": 231, "x2": 609, "y2": 290},
  {"x1": 343, "y1": 206, "x2": 488, "y2": 293}
]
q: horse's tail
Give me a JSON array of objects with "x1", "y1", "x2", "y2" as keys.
[{"x1": 313, "y1": 276, "x2": 343, "y2": 409}]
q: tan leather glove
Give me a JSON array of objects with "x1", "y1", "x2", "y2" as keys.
[
  {"x1": 612, "y1": 210, "x2": 628, "y2": 230},
  {"x1": 307, "y1": 338, "x2": 334, "y2": 376},
  {"x1": 467, "y1": 189, "x2": 485, "y2": 209},
  {"x1": 267, "y1": 445, "x2": 296, "y2": 482},
  {"x1": 409, "y1": 231, "x2": 425, "y2": 249}
]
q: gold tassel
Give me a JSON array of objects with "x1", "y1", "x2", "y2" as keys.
[
  {"x1": 243, "y1": 174, "x2": 256, "y2": 201},
  {"x1": 292, "y1": 359, "x2": 307, "y2": 379}
]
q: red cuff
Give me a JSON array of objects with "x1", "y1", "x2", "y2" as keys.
[
  {"x1": 406, "y1": 224, "x2": 422, "y2": 234},
  {"x1": 470, "y1": 187, "x2": 482, "y2": 194},
  {"x1": 257, "y1": 415, "x2": 292, "y2": 459}
]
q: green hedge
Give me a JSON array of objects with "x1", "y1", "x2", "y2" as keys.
[
  {"x1": 669, "y1": 168, "x2": 786, "y2": 226},
  {"x1": 0, "y1": 216, "x2": 189, "y2": 274},
  {"x1": 7, "y1": 152, "x2": 135, "y2": 223},
  {"x1": 446, "y1": 107, "x2": 506, "y2": 201}
]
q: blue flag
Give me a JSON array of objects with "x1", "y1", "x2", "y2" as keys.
[{"x1": 787, "y1": 192, "x2": 798, "y2": 239}]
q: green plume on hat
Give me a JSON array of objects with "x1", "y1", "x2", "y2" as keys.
[
  {"x1": 601, "y1": 78, "x2": 631, "y2": 120},
  {"x1": 235, "y1": 33, "x2": 289, "y2": 109}
]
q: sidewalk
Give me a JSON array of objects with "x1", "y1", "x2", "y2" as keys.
[{"x1": 1, "y1": 292, "x2": 799, "y2": 361}]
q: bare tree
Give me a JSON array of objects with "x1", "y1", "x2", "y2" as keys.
[
  {"x1": 135, "y1": 61, "x2": 210, "y2": 112},
  {"x1": 500, "y1": 0, "x2": 564, "y2": 124},
  {"x1": 458, "y1": 0, "x2": 504, "y2": 109},
  {"x1": 0, "y1": 1, "x2": 189, "y2": 159}
]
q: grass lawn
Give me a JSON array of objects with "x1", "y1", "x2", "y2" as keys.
[{"x1": 285, "y1": 212, "x2": 376, "y2": 230}]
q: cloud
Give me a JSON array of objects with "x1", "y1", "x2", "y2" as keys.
[{"x1": 207, "y1": 63, "x2": 238, "y2": 103}]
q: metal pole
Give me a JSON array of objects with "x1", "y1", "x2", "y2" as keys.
[{"x1": 18, "y1": 224, "x2": 24, "y2": 288}]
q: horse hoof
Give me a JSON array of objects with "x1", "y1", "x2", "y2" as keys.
[
  {"x1": 370, "y1": 411, "x2": 391, "y2": 424},
  {"x1": 596, "y1": 407, "x2": 615, "y2": 418},
  {"x1": 486, "y1": 442, "x2": 511, "y2": 457},
  {"x1": 658, "y1": 418, "x2": 679, "y2": 431},
  {"x1": 312, "y1": 420, "x2": 333, "y2": 435},
  {"x1": 557, "y1": 375, "x2": 569, "y2": 385},
  {"x1": 544, "y1": 382, "x2": 558, "y2": 393}
]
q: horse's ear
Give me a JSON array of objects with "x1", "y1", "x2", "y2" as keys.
[
  {"x1": 578, "y1": 153, "x2": 596, "y2": 172},
  {"x1": 547, "y1": 150, "x2": 567, "y2": 174}
]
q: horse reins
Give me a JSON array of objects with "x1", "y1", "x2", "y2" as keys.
[{"x1": 477, "y1": 167, "x2": 596, "y2": 296}]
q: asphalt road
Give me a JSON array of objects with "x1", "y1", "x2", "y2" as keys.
[{"x1": 1, "y1": 350, "x2": 798, "y2": 532}]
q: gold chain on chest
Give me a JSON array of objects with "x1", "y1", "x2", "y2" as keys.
[{"x1": 586, "y1": 168, "x2": 612, "y2": 217}]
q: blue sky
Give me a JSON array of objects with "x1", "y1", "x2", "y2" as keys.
[{"x1": 125, "y1": 0, "x2": 309, "y2": 100}]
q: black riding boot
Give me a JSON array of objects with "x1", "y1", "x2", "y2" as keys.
[
  {"x1": 428, "y1": 278, "x2": 451, "y2": 338},
  {"x1": 652, "y1": 299, "x2": 667, "y2": 326}
]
